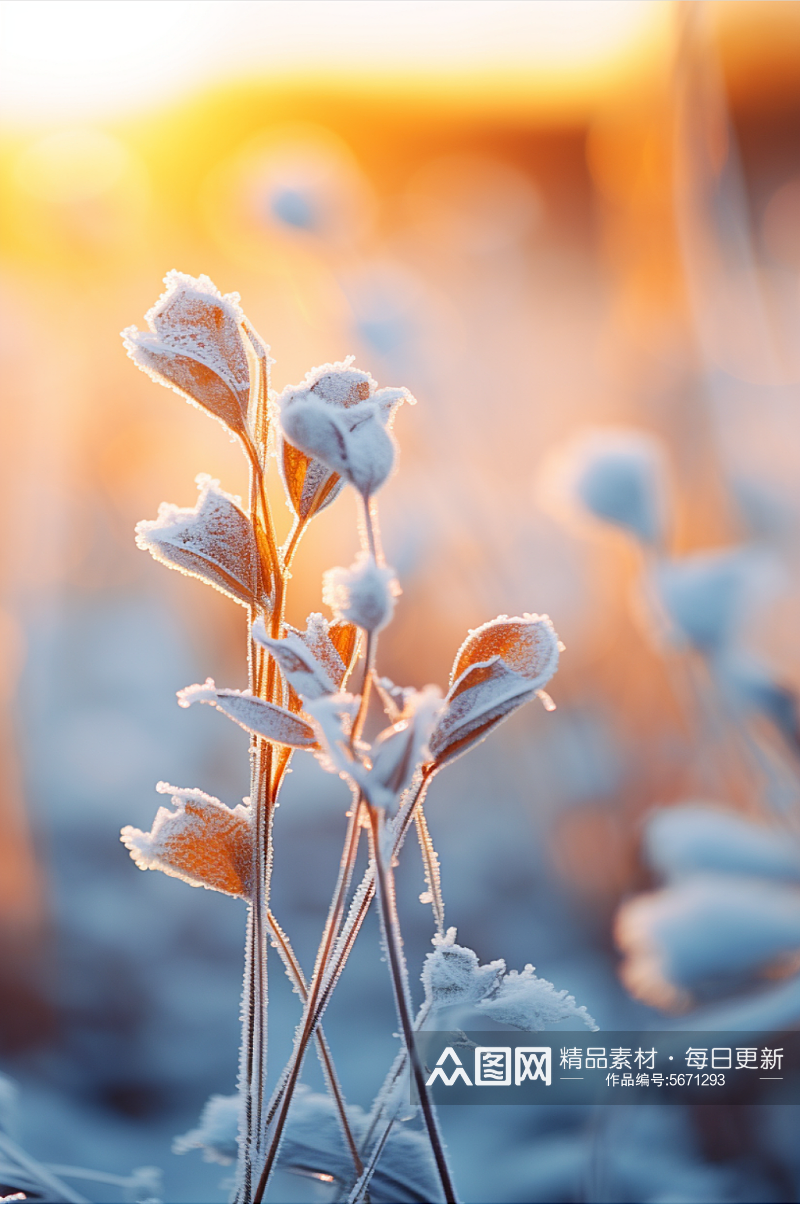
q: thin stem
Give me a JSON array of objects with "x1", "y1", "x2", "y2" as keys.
[
  {"x1": 367, "y1": 805, "x2": 458, "y2": 1205},
  {"x1": 414, "y1": 803, "x2": 445, "y2": 936},
  {"x1": 267, "y1": 909, "x2": 363, "y2": 1179},
  {"x1": 252, "y1": 796, "x2": 365, "y2": 1203},
  {"x1": 350, "y1": 631, "x2": 376, "y2": 754}
]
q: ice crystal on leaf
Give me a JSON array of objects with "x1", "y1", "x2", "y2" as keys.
[
  {"x1": 322, "y1": 553, "x2": 400, "y2": 633},
  {"x1": 429, "y1": 614, "x2": 561, "y2": 766},
  {"x1": 122, "y1": 271, "x2": 264, "y2": 441},
  {"x1": 421, "y1": 930, "x2": 597, "y2": 1030},
  {"x1": 121, "y1": 783, "x2": 252, "y2": 898},
  {"x1": 177, "y1": 679, "x2": 317, "y2": 746},
  {"x1": 421, "y1": 928, "x2": 504, "y2": 1011},
  {"x1": 476, "y1": 964, "x2": 598, "y2": 1031},
  {"x1": 135, "y1": 474, "x2": 263, "y2": 608}
]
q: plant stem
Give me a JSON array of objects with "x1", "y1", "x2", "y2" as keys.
[
  {"x1": 267, "y1": 909, "x2": 363, "y2": 1179},
  {"x1": 366, "y1": 805, "x2": 458, "y2": 1204},
  {"x1": 252, "y1": 795, "x2": 365, "y2": 1203}
]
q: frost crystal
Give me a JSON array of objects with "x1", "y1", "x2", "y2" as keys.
[
  {"x1": 135, "y1": 474, "x2": 262, "y2": 608},
  {"x1": 121, "y1": 783, "x2": 252, "y2": 898},
  {"x1": 322, "y1": 553, "x2": 400, "y2": 633},
  {"x1": 122, "y1": 271, "x2": 262, "y2": 439},
  {"x1": 178, "y1": 678, "x2": 317, "y2": 746}
]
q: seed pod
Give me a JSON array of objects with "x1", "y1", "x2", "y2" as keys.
[
  {"x1": 121, "y1": 783, "x2": 252, "y2": 898},
  {"x1": 322, "y1": 553, "x2": 400, "y2": 633},
  {"x1": 136, "y1": 474, "x2": 264, "y2": 608},
  {"x1": 429, "y1": 614, "x2": 561, "y2": 767}
]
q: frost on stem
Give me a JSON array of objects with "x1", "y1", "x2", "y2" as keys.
[
  {"x1": 276, "y1": 359, "x2": 413, "y2": 499},
  {"x1": 122, "y1": 271, "x2": 265, "y2": 441},
  {"x1": 253, "y1": 612, "x2": 360, "y2": 702},
  {"x1": 136, "y1": 474, "x2": 264, "y2": 608},
  {"x1": 178, "y1": 679, "x2": 317, "y2": 746},
  {"x1": 429, "y1": 614, "x2": 561, "y2": 767},
  {"x1": 323, "y1": 553, "x2": 400, "y2": 633},
  {"x1": 421, "y1": 929, "x2": 597, "y2": 1030},
  {"x1": 121, "y1": 783, "x2": 252, "y2": 898}
]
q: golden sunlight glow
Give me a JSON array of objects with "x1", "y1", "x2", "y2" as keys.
[{"x1": 0, "y1": 0, "x2": 673, "y2": 123}]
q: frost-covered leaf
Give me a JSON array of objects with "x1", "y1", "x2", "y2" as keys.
[
  {"x1": 643, "y1": 805, "x2": 800, "y2": 884},
  {"x1": 178, "y1": 678, "x2": 316, "y2": 746},
  {"x1": 253, "y1": 622, "x2": 336, "y2": 700},
  {"x1": 477, "y1": 964, "x2": 598, "y2": 1031},
  {"x1": 173, "y1": 1093, "x2": 239, "y2": 1164},
  {"x1": 279, "y1": 436, "x2": 345, "y2": 521},
  {"x1": 429, "y1": 614, "x2": 561, "y2": 767},
  {"x1": 360, "y1": 686, "x2": 443, "y2": 808},
  {"x1": 277, "y1": 359, "x2": 413, "y2": 499},
  {"x1": 304, "y1": 693, "x2": 359, "y2": 777},
  {"x1": 121, "y1": 783, "x2": 252, "y2": 898},
  {"x1": 450, "y1": 613, "x2": 561, "y2": 687},
  {"x1": 616, "y1": 875, "x2": 800, "y2": 1011},
  {"x1": 421, "y1": 928, "x2": 504, "y2": 1011},
  {"x1": 122, "y1": 271, "x2": 257, "y2": 440},
  {"x1": 323, "y1": 553, "x2": 400, "y2": 633},
  {"x1": 136, "y1": 474, "x2": 263, "y2": 608},
  {"x1": 279, "y1": 1087, "x2": 440, "y2": 1204}
]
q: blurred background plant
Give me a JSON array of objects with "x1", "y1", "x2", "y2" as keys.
[{"x1": 2, "y1": 0, "x2": 800, "y2": 1201}]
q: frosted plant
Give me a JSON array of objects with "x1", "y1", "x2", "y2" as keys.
[
  {"x1": 121, "y1": 271, "x2": 588, "y2": 1203},
  {"x1": 616, "y1": 804, "x2": 800, "y2": 1025}
]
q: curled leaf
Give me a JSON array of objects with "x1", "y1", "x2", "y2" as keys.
[
  {"x1": 279, "y1": 437, "x2": 345, "y2": 521},
  {"x1": 135, "y1": 474, "x2": 263, "y2": 607},
  {"x1": 421, "y1": 928, "x2": 504, "y2": 1011},
  {"x1": 122, "y1": 271, "x2": 258, "y2": 440},
  {"x1": 429, "y1": 614, "x2": 561, "y2": 767},
  {"x1": 121, "y1": 783, "x2": 252, "y2": 898},
  {"x1": 178, "y1": 678, "x2": 317, "y2": 746}
]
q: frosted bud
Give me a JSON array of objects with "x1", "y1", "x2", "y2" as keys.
[
  {"x1": 135, "y1": 474, "x2": 264, "y2": 608},
  {"x1": 643, "y1": 805, "x2": 800, "y2": 885},
  {"x1": 121, "y1": 783, "x2": 252, "y2": 898},
  {"x1": 615, "y1": 875, "x2": 800, "y2": 1012},
  {"x1": 177, "y1": 678, "x2": 317, "y2": 747},
  {"x1": 546, "y1": 429, "x2": 667, "y2": 547},
  {"x1": 277, "y1": 358, "x2": 413, "y2": 500},
  {"x1": 649, "y1": 547, "x2": 773, "y2": 655},
  {"x1": 322, "y1": 553, "x2": 400, "y2": 633},
  {"x1": 122, "y1": 271, "x2": 267, "y2": 441},
  {"x1": 429, "y1": 614, "x2": 561, "y2": 767}
]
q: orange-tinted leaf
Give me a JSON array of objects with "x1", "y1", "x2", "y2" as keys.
[
  {"x1": 451, "y1": 614, "x2": 560, "y2": 690},
  {"x1": 121, "y1": 784, "x2": 252, "y2": 898}
]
